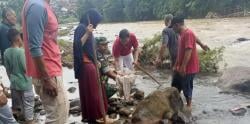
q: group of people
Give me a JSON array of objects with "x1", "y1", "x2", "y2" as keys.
[
  {"x1": 0, "y1": 0, "x2": 210, "y2": 124},
  {"x1": 156, "y1": 14, "x2": 209, "y2": 110}
]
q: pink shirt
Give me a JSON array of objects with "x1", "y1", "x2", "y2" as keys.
[
  {"x1": 112, "y1": 33, "x2": 139, "y2": 58},
  {"x1": 22, "y1": 0, "x2": 62, "y2": 78}
]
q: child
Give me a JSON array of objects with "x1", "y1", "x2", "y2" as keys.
[{"x1": 4, "y1": 28, "x2": 34, "y2": 124}]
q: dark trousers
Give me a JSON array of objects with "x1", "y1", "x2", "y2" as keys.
[{"x1": 171, "y1": 72, "x2": 196, "y2": 99}]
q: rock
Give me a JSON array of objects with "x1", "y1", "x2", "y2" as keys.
[
  {"x1": 125, "y1": 100, "x2": 134, "y2": 106},
  {"x1": 107, "y1": 107, "x2": 117, "y2": 114},
  {"x1": 132, "y1": 87, "x2": 190, "y2": 124},
  {"x1": 230, "y1": 108, "x2": 247, "y2": 116},
  {"x1": 218, "y1": 67, "x2": 250, "y2": 95},
  {"x1": 34, "y1": 106, "x2": 44, "y2": 113},
  {"x1": 234, "y1": 38, "x2": 250, "y2": 44},
  {"x1": 119, "y1": 108, "x2": 132, "y2": 117},
  {"x1": 68, "y1": 87, "x2": 77, "y2": 93},
  {"x1": 40, "y1": 110, "x2": 46, "y2": 116},
  {"x1": 69, "y1": 106, "x2": 81, "y2": 114},
  {"x1": 109, "y1": 113, "x2": 117, "y2": 119},
  {"x1": 70, "y1": 99, "x2": 81, "y2": 108},
  {"x1": 202, "y1": 110, "x2": 208, "y2": 114},
  {"x1": 133, "y1": 90, "x2": 144, "y2": 100}
]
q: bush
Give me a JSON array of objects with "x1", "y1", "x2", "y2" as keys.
[
  {"x1": 199, "y1": 47, "x2": 225, "y2": 73},
  {"x1": 139, "y1": 33, "x2": 164, "y2": 65}
]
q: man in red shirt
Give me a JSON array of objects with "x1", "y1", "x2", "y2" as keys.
[
  {"x1": 112, "y1": 29, "x2": 139, "y2": 70},
  {"x1": 172, "y1": 17, "x2": 200, "y2": 110}
]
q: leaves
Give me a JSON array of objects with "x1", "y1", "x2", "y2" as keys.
[{"x1": 199, "y1": 47, "x2": 225, "y2": 73}]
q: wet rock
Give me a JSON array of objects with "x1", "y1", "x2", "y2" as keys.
[
  {"x1": 40, "y1": 110, "x2": 46, "y2": 116},
  {"x1": 119, "y1": 108, "x2": 132, "y2": 117},
  {"x1": 133, "y1": 90, "x2": 144, "y2": 100},
  {"x1": 109, "y1": 113, "x2": 117, "y2": 119},
  {"x1": 202, "y1": 110, "x2": 208, "y2": 114},
  {"x1": 218, "y1": 67, "x2": 250, "y2": 95},
  {"x1": 234, "y1": 38, "x2": 250, "y2": 43},
  {"x1": 230, "y1": 108, "x2": 247, "y2": 116},
  {"x1": 132, "y1": 87, "x2": 190, "y2": 124},
  {"x1": 125, "y1": 100, "x2": 134, "y2": 106},
  {"x1": 70, "y1": 99, "x2": 81, "y2": 108},
  {"x1": 68, "y1": 87, "x2": 77, "y2": 93},
  {"x1": 34, "y1": 106, "x2": 44, "y2": 113},
  {"x1": 69, "y1": 106, "x2": 81, "y2": 114},
  {"x1": 108, "y1": 107, "x2": 117, "y2": 114}
]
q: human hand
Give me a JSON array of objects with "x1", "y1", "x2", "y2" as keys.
[
  {"x1": 86, "y1": 24, "x2": 94, "y2": 34},
  {"x1": 42, "y1": 78, "x2": 58, "y2": 97},
  {"x1": 179, "y1": 65, "x2": 186, "y2": 77},
  {"x1": 201, "y1": 44, "x2": 210, "y2": 51}
]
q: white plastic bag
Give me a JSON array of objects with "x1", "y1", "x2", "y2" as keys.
[{"x1": 116, "y1": 68, "x2": 136, "y2": 101}]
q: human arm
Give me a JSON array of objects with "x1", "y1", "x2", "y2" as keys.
[
  {"x1": 105, "y1": 70, "x2": 117, "y2": 80},
  {"x1": 179, "y1": 49, "x2": 192, "y2": 76},
  {"x1": 26, "y1": 3, "x2": 57, "y2": 97},
  {"x1": 132, "y1": 34, "x2": 140, "y2": 65},
  {"x1": 114, "y1": 57, "x2": 120, "y2": 71},
  {"x1": 196, "y1": 37, "x2": 210, "y2": 51},
  {"x1": 81, "y1": 24, "x2": 94, "y2": 46}
]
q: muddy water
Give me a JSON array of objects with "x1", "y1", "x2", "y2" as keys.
[{"x1": 58, "y1": 18, "x2": 250, "y2": 124}]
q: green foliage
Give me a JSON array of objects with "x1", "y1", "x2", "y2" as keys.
[
  {"x1": 0, "y1": 0, "x2": 24, "y2": 24},
  {"x1": 103, "y1": 0, "x2": 125, "y2": 22},
  {"x1": 75, "y1": 0, "x2": 250, "y2": 22},
  {"x1": 139, "y1": 34, "x2": 162, "y2": 65},
  {"x1": 199, "y1": 47, "x2": 225, "y2": 73}
]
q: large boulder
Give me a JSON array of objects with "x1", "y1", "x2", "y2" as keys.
[
  {"x1": 218, "y1": 66, "x2": 250, "y2": 94},
  {"x1": 132, "y1": 87, "x2": 190, "y2": 124}
]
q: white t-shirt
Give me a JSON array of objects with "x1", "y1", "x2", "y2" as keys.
[{"x1": 0, "y1": 66, "x2": 11, "y2": 87}]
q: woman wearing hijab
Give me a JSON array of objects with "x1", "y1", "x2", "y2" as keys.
[{"x1": 73, "y1": 9, "x2": 114, "y2": 123}]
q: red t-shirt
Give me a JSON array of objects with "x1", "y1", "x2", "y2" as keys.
[
  {"x1": 176, "y1": 29, "x2": 199, "y2": 74},
  {"x1": 112, "y1": 33, "x2": 139, "y2": 58}
]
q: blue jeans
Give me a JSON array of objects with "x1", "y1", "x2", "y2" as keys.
[{"x1": 0, "y1": 104, "x2": 18, "y2": 124}]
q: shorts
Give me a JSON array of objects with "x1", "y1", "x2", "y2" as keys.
[
  {"x1": 171, "y1": 72, "x2": 196, "y2": 99},
  {"x1": 11, "y1": 89, "x2": 34, "y2": 121}
]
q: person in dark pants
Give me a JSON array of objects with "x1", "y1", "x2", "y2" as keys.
[
  {"x1": 172, "y1": 16, "x2": 200, "y2": 110},
  {"x1": 0, "y1": 8, "x2": 16, "y2": 65},
  {"x1": 156, "y1": 15, "x2": 209, "y2": 108}
]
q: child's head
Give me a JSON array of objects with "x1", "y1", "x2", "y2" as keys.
[{"x1": 7, "y1": 28, "x2": 22, "y2": 47}]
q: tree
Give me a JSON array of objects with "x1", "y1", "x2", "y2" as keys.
[
  {"x1": 0, "y1": 0, "x2": 24, "y2": 24},
  {"x1": 103, "y1": 0, "x2": 125, "y2": 22},
  {"x1": 76, "y1": 0, "x2": 95, "y2": 19}
]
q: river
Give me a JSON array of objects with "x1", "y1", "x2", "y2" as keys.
[{"x1": 51, "y1": 17, "x2": 250, "y2": 124}]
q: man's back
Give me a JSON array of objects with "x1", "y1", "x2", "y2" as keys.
[
  {"x1": 22, "y1": 0, "x2": 62, "y2": 78},
  {"x1": 162, "y1": 27, "x2": 178, "y2": 62},
  {"x1": 0, "y1": 23, "x2": 11, "y2": 65}
]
